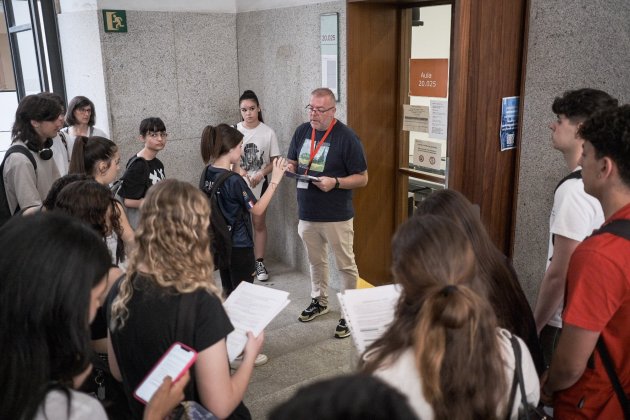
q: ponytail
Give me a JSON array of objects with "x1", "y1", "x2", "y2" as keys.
[
  {"x1": 68, "y1": 136, "x2": 89, "y2": 174},
  {"x1": 68, "y1": 136, "x2": 117, "y2": 177},
  {"x1": 200, "y1": 124, "x2": 243, "y2": 164},
  {"x1": 415, "y1": 284, "x2": 506, "y2": 419}
]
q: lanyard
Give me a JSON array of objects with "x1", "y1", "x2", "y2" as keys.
[{"x1": 305, "y1": 118, "x2": 336, "y2": 174}]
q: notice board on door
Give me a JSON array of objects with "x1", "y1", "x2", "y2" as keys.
[{"x1": 409, "y1": 59, "x2": 448, "y2": 98}]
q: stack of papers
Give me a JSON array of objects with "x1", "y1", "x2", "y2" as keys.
[
  {"x1": 223, "y1": 282, "x2": 290, "y2": 361},
  {"x1": 338, "y1": 284, "x2": 401, "y2": 354}
]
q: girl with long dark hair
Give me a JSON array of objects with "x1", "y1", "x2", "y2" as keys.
[
  {"x1": 362, "y1": 215, "x2": 539, "y2": 419},
  {"x1": 236, "y1": 90, "x2": 281, "y2": 281}
]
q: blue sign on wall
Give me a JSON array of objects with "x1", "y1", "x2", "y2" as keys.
[{"x1": 500, "y1": 96, "x2": 519, "y2": 151}]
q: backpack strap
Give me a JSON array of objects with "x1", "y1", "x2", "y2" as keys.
[
  {"x1": 596, "y1": 337, "x2": 630, "y2": 419},
  {"x1": 209, "y1": 170, "x2": 237, "y2": 196},
  {"x1": 508, "y1": 335, "x2": 531, "y2": 420},
  {"x1": 3, "y1": 144, "x2": 37, "y2": 170},
  {"x1": 58, "y1": 131, "x2": 69, "y2": 155},
  {"x1": 586, "y1": 221, "x2": 630, "y2": 418},
  {"x1": 590, "y1": 219, "x2": 630, "y2": 242},
  {"x1": 0, "y1": 145, "x2": 38, "y2": 217},
  {"x1": 550, "y1": 170, "x2": 584, "y2": 250},
  {"x1": 554, "y1": 169, "x2": 582, "y2": 193},
  {"x1": 117, "y1": 156, "x2": 150, "y2": 197}
]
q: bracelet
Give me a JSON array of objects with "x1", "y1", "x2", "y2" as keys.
[{"x1": 334, "y1": 177, "x2": 340, "y2": 189}]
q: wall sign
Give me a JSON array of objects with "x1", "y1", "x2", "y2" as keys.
[
  {"x1": 500, "y1": 96, "x2": 519, "y2": 151},
  {"x1": 320, "y1": 13, "x2": 339, "y2": 100},
  {"x1": 413, "y1": 139, "x2": 443, "y2": 171},
  {"x1": 402, "y1": 105, "x2": 429, "y2": 132},
  {"x1": 103, "y1": 10, "x2": 127, "y2": 33},
  {"x1": 409, "y1": 58, "x2": 448, "y2": 98}
]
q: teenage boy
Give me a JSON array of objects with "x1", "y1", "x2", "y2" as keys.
[
  {"x1": 118, "y1": 117, "x2": 167, "y2": 228},
  {"x1": 533, "y1": 89, "x2": 617, "y2": 367},
  {"x1": 542, "y1": 104, "x2": 630, "y2": 418},
  {"x1": 3, "y1": 93, "x2": 63, "y2": 214}
]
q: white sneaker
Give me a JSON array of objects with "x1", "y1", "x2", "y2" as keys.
[{"x1": 230, "y1": 353, "x2": 268, "y2": 369}]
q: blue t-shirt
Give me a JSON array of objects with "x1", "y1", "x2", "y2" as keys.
[
  {"x1": 287, "y1": 120, "x2": 367, "y2": 222},
  {"x1": 202, "y1": 166, "x2": 256, "y2": 248}
]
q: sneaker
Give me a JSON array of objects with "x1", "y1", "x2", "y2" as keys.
[
  {"x1": 334, "y1": 318, "x2": 351, "y2": 339},
  {"x1": 255, "y1": 260, "x2": 269, "y2": 281},
  {"x1": 298, "y1": 298, "x2": 329, "y2": 322},
  {"x1": 230, "y1": 353, "x2": 269, "y2": 369}
]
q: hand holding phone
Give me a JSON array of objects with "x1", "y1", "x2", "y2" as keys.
[{"x1": 134, "y1": 342, "x2": 197, "y2": 405}]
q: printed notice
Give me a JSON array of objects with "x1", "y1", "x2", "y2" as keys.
[
  {"x1": 500, "y1": 96, "x2": 519, "y2": 151},
  {"x1": 321, "y1": 13, "x2": 339, "y2": 99},
  {"x1": 414, "y1": 139, "x2": 442, "y2": 170},
  {"x1": 429, "y1": 100, "x2": 448, "y2": 140},
  {"x1": 403, "y1": 105, "x2": 429, "y2": 132}
]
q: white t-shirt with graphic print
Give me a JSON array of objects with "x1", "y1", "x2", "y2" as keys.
[{"x1": 237, "y1": 122, "x2": 280, "y2": 199}]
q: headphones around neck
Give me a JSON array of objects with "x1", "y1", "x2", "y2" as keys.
[{"x1": 26, "y1": 138, "x2": 54, "y2": 161}]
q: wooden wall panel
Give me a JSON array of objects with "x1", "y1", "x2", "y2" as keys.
[
  {"x1": 347, "y1": 3, "x2": 400, "y2": 285},
  {"x1": 448, "y1": 0, "x2": 527, "y2": 255}
]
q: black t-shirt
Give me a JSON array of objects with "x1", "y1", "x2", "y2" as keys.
[
  {"x1": 202, "y1": 166, "x2": 256, "y2": 248},
  {"x1": 107, "y1": 274, "x2": 233, "y2": 418},
  {"x1": 118, "y1": 155, "x2": 165, "y2": 200},
  {"x1": 287, "y1": 120, "x2": 367, "y2": 221}
]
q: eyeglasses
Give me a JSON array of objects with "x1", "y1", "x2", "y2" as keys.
[
  {"x1": 77, "y1": 107, "x2": 92, "y2": 114},
  {"x1": 305, "y1": 105, "x2": 335, "y2": 114},
  {"x1": 147, "y1": 131, "x2": 168, "y2": 139}
]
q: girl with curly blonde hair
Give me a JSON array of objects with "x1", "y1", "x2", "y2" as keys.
[{"x1": 107, "y1": 179, "x2": 262, "y2": 419}]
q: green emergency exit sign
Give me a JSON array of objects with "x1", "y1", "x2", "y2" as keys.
[{"x1": 103, "y1": 10, "x2": 127, "y2": 33}]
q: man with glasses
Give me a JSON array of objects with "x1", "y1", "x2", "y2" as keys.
[
  {"x1": 287, "y1": 88, "x2": 368, "y2": 339},
  {"x1": 118, "y1": 117, "x2": 167, "y2": 229}
]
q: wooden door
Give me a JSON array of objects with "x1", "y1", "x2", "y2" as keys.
[{"x1": 347, "y1": 0, "x2": 529, "y2": 285}]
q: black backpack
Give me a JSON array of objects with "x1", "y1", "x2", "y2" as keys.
[
  {"x1": 0, "y1": 145, "x2": 37, "y2": 227},
  {"x1": 199, "y1": 167, "x2": 239, "y2": 270}
]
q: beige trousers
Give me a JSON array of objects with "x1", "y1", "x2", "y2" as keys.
[{"x1": 298, "y1": 218, "x2": 359, "y2": 307}]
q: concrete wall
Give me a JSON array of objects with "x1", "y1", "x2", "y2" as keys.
[
  {"x1": 98, "y1": 11, "x2": 239, "y2": 183},
  {"x1": 236, "y1": 1, "x2": 346, "y2": 273},
  {"x1": 512, "y1": 0, "x2": 630, "y2": 304},
  {"x1": 58, "y1": 0, "x2": 345, "y2": 279}
]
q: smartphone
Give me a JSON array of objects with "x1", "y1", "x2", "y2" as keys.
[{"x1": 134, "y1": 342, "x2": 197, "y2": 405}]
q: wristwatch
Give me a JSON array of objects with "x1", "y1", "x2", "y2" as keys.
[{"x1": 334, "y1": 177, "x2": 340, "y2": 189}]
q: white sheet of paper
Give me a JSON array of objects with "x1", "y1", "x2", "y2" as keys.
[
  {"x1": 338, "y1": 284, "x2": 401, "y2": 355},
  {"x1": 429, "y1": 100, "x2": 448, "y2": 140},
  {"x1": 402, "y1": 104, "x2": 429, "y2": 132},
  {"x1": 224, "y1": 282, "x2": 290, "y2": 361}
]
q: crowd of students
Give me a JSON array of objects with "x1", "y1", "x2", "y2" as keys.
[{"x1": 1, "y1": 87, "x2": 629, "y2": 420}]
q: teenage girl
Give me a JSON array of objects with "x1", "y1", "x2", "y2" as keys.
[
  {"x1": 108, "y1": 179, "x2": 263, "y2": 419},
  {"x1": 0, "y1": 213, "x2": 185, "y2": 420},
  {"x1": 200, "y1": 123, "x2": 286, "y2": 297},
  {"x1": 361, "y1": 215, "x2": 540, "y2": 419},
  {"x1": 236, "y1": 90, "x2": 281, "y2": 281},
  {"x1": 69, "y1": 135, "x2": 134, "y2": 252}
]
